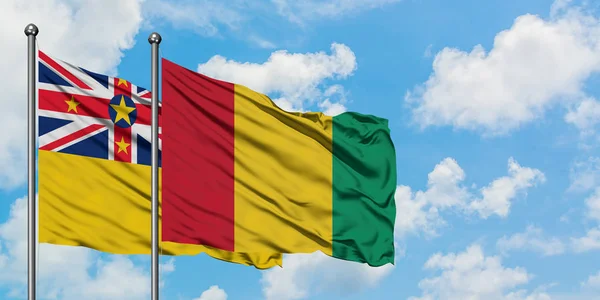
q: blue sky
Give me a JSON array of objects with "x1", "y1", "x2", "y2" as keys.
[{"x1": 1, "y1": 0, "x2": 600, "y2": 299}]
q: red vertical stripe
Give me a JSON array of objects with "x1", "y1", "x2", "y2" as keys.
[
  {"x1": 114, "y1": 77, "x2": 132, "y2": 98},
  {"x1": 114, "y1": 127, "x2": 132, "y2": 161},
  {"x1": 161, "y1": 58, "x2": 235, "y2": 251},
  {"x1": 113, "y1": 78, "x2": 132, "y2": 163}
]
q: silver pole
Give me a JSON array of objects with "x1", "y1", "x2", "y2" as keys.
[
  {"x1": 24, "y1": 23, "x2": 38, "y2": 300},
  {"x1": 148, "y1": 32, "x2": 162, "y2": 300}
]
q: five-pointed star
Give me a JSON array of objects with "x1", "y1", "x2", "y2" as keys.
[
  {"x1": 110, "y1": 96, "x2": 136, "y2": 125},
  {"x1": 115, "y1": 137, "x2": 130, "y2": 154},
  {"x1": 65, "y1": 96, "x2": 80, "y2": 113},
  {"x1": 117, "y1": 78, "x2": 128, "y2": 87}
]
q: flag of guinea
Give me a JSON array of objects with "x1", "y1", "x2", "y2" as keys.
[{"x1": 161, "y1": 58, "x2": 397, "y2": 267}]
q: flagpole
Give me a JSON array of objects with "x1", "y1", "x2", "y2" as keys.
[
  {"x1": 24, "y1": 23, "x2": 39, "y2": 300},
  {"x1": 148, "y1": 32, "x2": 162, "y2": 300}
]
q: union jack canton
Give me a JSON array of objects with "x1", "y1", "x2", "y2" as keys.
[{"x1": 37, "y1": 50, "x2": 162, "y2": 166}]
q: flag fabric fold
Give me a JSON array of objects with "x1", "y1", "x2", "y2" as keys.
[
  {"x1": 37, "y1": 50, "x2": 282, "y2": 269},
  {"x1": 161, "y1": 58, "x2": 397, "y2": 267}
]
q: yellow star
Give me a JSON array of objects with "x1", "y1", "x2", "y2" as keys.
[
  {"x1": 65, "y1": 96, "x2": 80, "y2": 113},
  {"x1": 117, "y1": 78, "x2": 128, "y2": 87},
  {"x1": 110, "y1": 96, "x2": 136, "y2": 125},
  {"x1": 115, "y1": 137, "x2": 130, "y2": 154}
]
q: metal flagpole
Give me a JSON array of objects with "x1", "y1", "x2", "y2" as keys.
[
  {"x1": 148, "y1": 32, "x2": 162, "y2": 300},
  {"x1": 24, "y1": 23, "x2": 39, "y2": 300}
]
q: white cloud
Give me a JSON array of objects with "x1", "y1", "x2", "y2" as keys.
[
  {"x1": 197, "y1": 43, "x2": 356, "y2": 113},
  {"x1": 193, "y1": 285, "x2": 228, "y2": 300},
  {"x1": 318, "y1": 99, "x2": 347, "y2": 116},
  {"x1": 468, "y1": 158, "x2": 546, "y2": 218},
  {"x1": 409, "y1": 244, "x2": 548, "y2": 300},
  {"x1": 571, "y1": 188, "x2": 600, "y2": 253},
  {"x1": 395, "y1": 157, "x2": 545, "y2": 238},
  {"x1": 143, "y1": 0, "x2": 245, "y2": 37},
  {"x1": 496, "y1": 225, "x2": 566, "y2": 256},
  {"x1": 394, "y1": 185, "x2": 445, "y2": 238},
  {"x1": 0, "y1": 196, "x2": 170, "y2": 299},
  {"x1": 248, "y1": 35, "x2": 277, "y2": 49},
  {"x1": 504, "y1": 289, "x2": 552, "y2": 300},
  {"x1": 66, "y1": 257, "x2": 149, "y2": 300},
  {"x1": 565, "y1": 97, "x2": 600, "y2": 137},
  {"x1": 260, "y1": 251, "x2": 395, "y2": 300},
  {"x1": 0, "y1": 0, "x2": 144, "y2": 188},
  {"x1": 160, "y1": 257, "x2": 176, "y2": 274},
  {"x1": 424, "y1": 44, "x2": 434, "y2": 58},
  {"x1": 271, "y1": 0, "x2": 401, "y2": 25},
  {"x1": 142, "y1": 0, "x2": 400, "y2": 46},
  {"x1": 394, "y1": 158, "x2": 467, "y2": 238},
  {"x1": 585, "y1": 188, "x2": 600, "y2": 222},
  {"x1": 582, "y1": 271, "x2": 600, "y2": 290},
  {"x1": 317, "y1": 85, "x2": 348, "y2": 116},
  {"x1": 406, "y1": 3, "x2": 600, "y2": 136},
  {"x1": 571, "y1": 228, "x2": 600, "y2": 253},
  {"x1": 550, "y1": 0, "x2": 573, "y2": 16},
  {"x1": 569, "y1": 157, "x2": 600, "y2": 193}
]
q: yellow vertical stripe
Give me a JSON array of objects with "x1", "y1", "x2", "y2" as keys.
[
  {"x1": 233, "y1": 85, "x2": 334, "y2": 255},
  {"x1": 38, "y1": 150, "x2": 282, "y2": 269}
]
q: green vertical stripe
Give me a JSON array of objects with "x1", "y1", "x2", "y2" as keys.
[{"x1": 332, "y1": 112, "x2": 397, "y2": 267}]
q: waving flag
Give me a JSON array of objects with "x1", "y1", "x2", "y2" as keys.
[
  {"x1": 37, "y1": 50, "x2": 282, "y2": 269},
  {"x1": 38, "y1": 51, "x2": 158, "y2": 164},
  {"x1": 161, "y1": 58, "x2": 397, "y2": 267}
]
